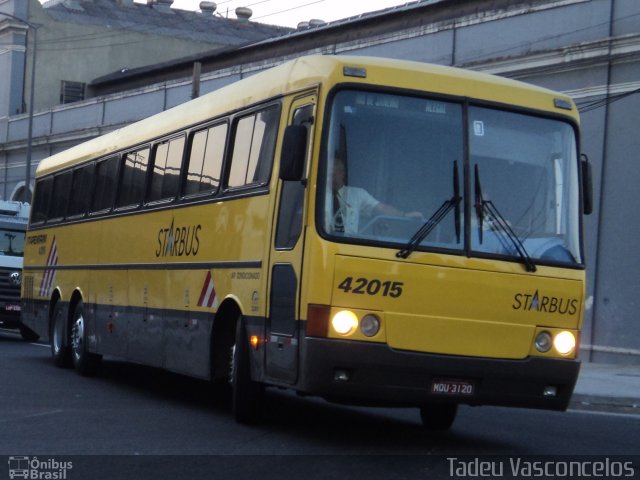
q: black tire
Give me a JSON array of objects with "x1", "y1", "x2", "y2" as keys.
[
  {"x1": 231, "y1": 317, "x2": 264, "y2": 424},
  {"x1": 70, "y1": 301, "x2": 101, "y2": 376},
  {"x1": 51, "y1": 302, "x2": 72, "y2": 368},
  {"x1": 419, "y1": 403, "x2": 458, "y2": 431},
  {"x1": 19, "y1": 324, "x2": 39, "y2": 342}
]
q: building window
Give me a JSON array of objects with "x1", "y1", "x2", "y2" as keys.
[{"x1": 60, "y1": 80, "x2": 86, "y2": 104}]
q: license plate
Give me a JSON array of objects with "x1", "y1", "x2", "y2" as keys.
[
  {"x1": 5, "y1": 304, "x2": 21, "y2": 312},
  {"x1": 431, "y1": 378, "x2": 475, "y2": 396}
]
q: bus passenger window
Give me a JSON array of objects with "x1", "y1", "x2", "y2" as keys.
[
  {"x1": 68, "y1": 164, "x2": 95, "y2": 217},
  {"x1": 31, "y1": 178, "x2": 53, "y2": 224},
  {"x1": 228, "y1": 107, "x2": 279, "y2": 188},
  {"x1": 149, "y1": 136, "x2": 185, "y2": 202},
  {"x1": 116, "y1": 148, "x2": 150, "y2": 209},
  {"x1": 49, "y1": 171, "x2": 73, "y2": 221},
  {"x1": 184, "y1": 123, "x2": 226, "y2": 196},
  {"x1": 91, "y1": 156, "x2": 119, "y2": 213}
]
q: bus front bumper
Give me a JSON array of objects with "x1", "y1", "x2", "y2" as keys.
[{"x1": 299, "y1": 337, "x2": 580, "y2": 410}]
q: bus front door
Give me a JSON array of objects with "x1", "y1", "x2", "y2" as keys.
[{"x1": 265, "y1": 96, "x2": 315, "y2": 384}]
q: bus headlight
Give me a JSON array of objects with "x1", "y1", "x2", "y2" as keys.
[
  {"x1": 554, "y1": 331, "x2": 576, "y2": 355},
  {"x1": 332, "y1": 310, "x2": 358, "y2": 336},
  {"x1": 534, "y1": 331, "x2": 553, "y2": 353},
  {"x1": 360, "y1": 314, "x2": 380, "y2": 337}
]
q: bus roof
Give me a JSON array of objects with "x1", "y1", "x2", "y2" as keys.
[{"x1": 35, "y1": 55, "x2": 578, "y2": 177}]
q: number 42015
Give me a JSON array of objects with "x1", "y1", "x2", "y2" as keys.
[{"x1": 337, "y1": 277, "x2": 404, "y2": 298}]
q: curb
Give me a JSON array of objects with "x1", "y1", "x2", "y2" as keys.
[{"x1": 570, "y1": 394, "x2": 640, "y2": 415}]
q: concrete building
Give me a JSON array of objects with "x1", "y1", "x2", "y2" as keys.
[
  {"x1": 1, "y1": 0, "x2": 638, "y2": 364},
  {"x1": 0, "y1": 0, "x2": 290, "y2": 117}
]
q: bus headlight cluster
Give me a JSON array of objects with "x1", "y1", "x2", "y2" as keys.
[
  {"x1": 534, "y1": 330, "x2": 576, "y2": 355},
  {"x1": 553, "y1": 331, "x2": 576, "y2": 355},
  {"x1": 360, "y1": 314, "x2": 380, "y2": 337},
  {"x1": 331, "y1": 310, "x2": 381, "y2": 337},
  {"x1": 331, "y1": 310, "x2": 358, "y2": 335}
]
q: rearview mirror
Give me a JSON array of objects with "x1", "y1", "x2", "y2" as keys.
[{"x1": 279, "y1": 125, "x2": 307, "y2": 182}]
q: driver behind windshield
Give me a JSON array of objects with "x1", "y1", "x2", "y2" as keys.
[{"x1": 330, "y1": 156, "x2": 422, "y2": 234}]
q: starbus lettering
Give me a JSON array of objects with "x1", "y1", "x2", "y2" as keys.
[
  {"x1": 512, "y1": 289, "x2": 578, "y2": 315},
  {"x1": 27, "y1": 234, "x2": 47, "y2": 245},
  {"x1": 156, "y1": 219, "x2": 201, "y2": 258}
]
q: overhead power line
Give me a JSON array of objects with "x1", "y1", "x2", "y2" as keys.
[{"x1": 577, "y1": 87, "x2": 640, "y2": 114}]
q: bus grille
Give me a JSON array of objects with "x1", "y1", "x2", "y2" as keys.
[{"x1": 0, "y1": 267, "x2": 22, "y2": 304}]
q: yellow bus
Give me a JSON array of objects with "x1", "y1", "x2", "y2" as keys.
[{"x1": 21, "y1": 55, "x2": 591, "y2": 429}]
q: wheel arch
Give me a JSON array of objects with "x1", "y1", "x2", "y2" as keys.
[
  {"x1": 48, "y1": 288, "x2": 63, "y2": 336},
  {"x1": 48, "y1": 288, "x2": 62, "y2": 318},
  {"x1": 69, "y1": 289, "x2": 84, "y2": 317}
]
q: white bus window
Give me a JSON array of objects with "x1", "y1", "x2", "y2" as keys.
[
  {"x1": 185, "y1": 123, "x2": 226, "y2": 196},
  {"x1": 149, "y1": 136, "x2": 185, "y2": 202},
  {"x1": 228, "y1": 107, "x2": 279, "y2": 188},
  {"x1": 116, "y1": 148, "x2": 150, "y2": 209}
]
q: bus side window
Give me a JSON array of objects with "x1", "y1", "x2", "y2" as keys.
[
  {"x1": 31, "y1": 177, "x2": 53, "y2": 225},
  {"x1": 116, "y1": 147, "x2": 150, "y2": 209},
  {"x1": 228, "y1": 106, "x2": 279, "y2": 188},
  {"x1": 184, "y1": 123, "x2": 226, "y2": 197},
  {"x1": 49, "y1": 171, "x2": 73, "y2": 222},
  {"x1": 148, "y1": 136, "x2": 185, "y2": 203},
  {"x1": 68, "y1": 163, "x2": 95, "y2": 218},
  {"x1": 91, "y1": 156, "x2": 119, "y2": 214}
]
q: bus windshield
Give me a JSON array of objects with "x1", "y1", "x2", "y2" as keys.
[{"x1": 321, "y1": 89, "x2": 581, "y2": 266}]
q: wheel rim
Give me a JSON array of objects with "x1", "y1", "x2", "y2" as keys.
[{"x1": 71, "y1": 314, "x2": 84, "y2": 362}]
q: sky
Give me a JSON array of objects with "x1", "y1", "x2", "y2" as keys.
[{"x1": 136, "y1": 0, "x2": 413, "y2": 28}]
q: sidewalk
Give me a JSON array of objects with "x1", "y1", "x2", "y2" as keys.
[{"x1": 571, "y1": 361, "x2": 640, "y2": 414}]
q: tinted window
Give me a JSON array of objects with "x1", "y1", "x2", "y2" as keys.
[
  {"x1": 275, "y1": 104, "x2": 313, "y2": 249},
  {"x1": 31, "y1": 178, "x2": 53, "y2": 224},
  {"x1": 116, "y1": 148, "x2": 150, "y2": 209},
  {"x1": 49, "y1": 171, "x2": 73, "y2": 220},
  {"x1": 228, "y1": 107, "x2": 279, "y2": 188},
  {"x1": 149, "y1": 136, "x2": 185, "y2": 202},
  {"x1": 185, "y1": 123, "x2": 226, "y2": 196},
  {"x1": 91, "y1": 156, "x2": 119, "y2": 213},
  {"x1": 68, "y1": 163, "x2": 95, "y2": 217}
]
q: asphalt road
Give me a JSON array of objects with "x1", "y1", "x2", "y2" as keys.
[{"x1": 1, "y1": 329, "x2": 638, "y2": 479}]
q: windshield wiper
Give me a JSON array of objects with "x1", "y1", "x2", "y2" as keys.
[
  {"x1": 396, "y1": 161, "x2": 461, "y2": 259},
  {"x1": 474, "y1": 165, "x2": 537, "y2": 272}
]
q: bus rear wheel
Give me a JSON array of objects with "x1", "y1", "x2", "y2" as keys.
[
  {"x1": 51, "y1": 302, "x2": 72, "y2": 368},
  {"x1": 419, "y1": 403, "x2": 457, "y2": 431},
  {"x1": 70, "y1": 301, "x2": 101, "y2": 376},
  {"x1": 231, "y1": 317, "x2": 264, "y2": 424}
]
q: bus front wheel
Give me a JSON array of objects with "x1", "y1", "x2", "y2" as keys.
[
  {"x1": 231, "y1": 317, "x2": 264, "y2": 424},
  {"x1": 419, "y1": 403, "x2": 457, "y2": 431}
]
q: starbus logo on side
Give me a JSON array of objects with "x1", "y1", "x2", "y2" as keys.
[
  {"x1": 512, "y1": 289, "x2": 578, "y2": 316},
  {"x1": 155, "y1": 218, "x2": 202, "y2": 258}
]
